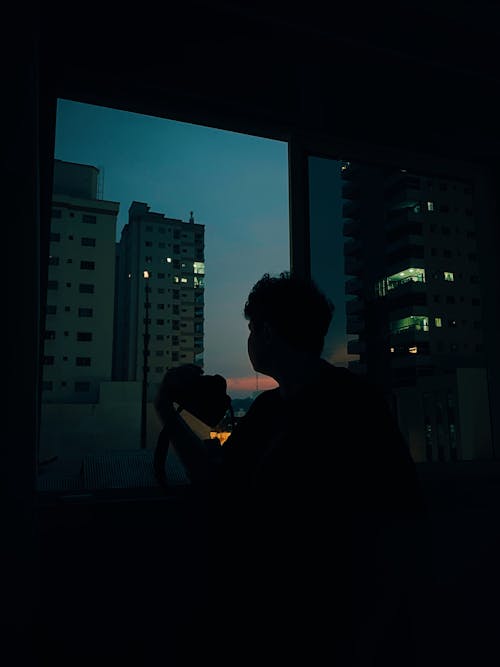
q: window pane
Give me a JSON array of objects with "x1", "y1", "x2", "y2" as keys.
[
  {"x1": 308, "y1": 156, "x2": 494, "y2": 464},
  {"x1": 38, "y1": 99, "x2": 289, "y2": 486}
]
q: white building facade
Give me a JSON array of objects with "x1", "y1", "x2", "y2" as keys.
[
  {"x1": 113, "y1": 202, "x2": 205, "y2": 388},
  {"x1": 42, "y1": 160, "x2": 119, "y2": 404}
]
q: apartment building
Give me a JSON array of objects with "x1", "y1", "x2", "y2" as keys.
[
  {"x1": 113, "y1": 202, "x2": 205, "y2": 388},
  {"x1": 42, "y1": 159, "x2": 119, "y2": 404},
  {"x1": 342, "y1": 161, "x2": 492, "y2": 462}
]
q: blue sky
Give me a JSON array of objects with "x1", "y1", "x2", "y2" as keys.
[{"x1": 54, "y1": 99, "x2": 347, "y2": 397}]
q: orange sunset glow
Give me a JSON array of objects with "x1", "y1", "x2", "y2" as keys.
[{"x1": 226, "y1": 375, "x2": 278, "y2": 396}]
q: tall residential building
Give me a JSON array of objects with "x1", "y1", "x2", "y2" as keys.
[
  {"x1": 42, "y1": 160, "x2": 120, "y2": 403},
  {"x1": 342, "y1": 161, "x2": 492, "y2": 462},
  {"x1": 113, "y1": 202, "x2": 205, "y2": 386}
]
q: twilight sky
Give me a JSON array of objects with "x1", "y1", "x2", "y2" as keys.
[{"x1": 54, "y1": 99, "x2": 347, "y2": 398}]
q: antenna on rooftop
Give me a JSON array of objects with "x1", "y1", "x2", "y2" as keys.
[
  {"x1": 97, "y1": 165, "x2": 105, "y2": 199},
  {"x1": 189, "y1": 210, "x2": 194, "y2": 223}
]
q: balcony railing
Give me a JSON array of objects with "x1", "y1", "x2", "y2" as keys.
[
  {"x1": 346, "y1": 314, "x2": 364, "y2": 334},
  {"x1": 343, "y1": 218, "x2": 360, "y2": 238},
  {"x1": 345, "y1": 298, "x2": 364, "y2": 315},
  {"x1": 344, "y1": 238, "x2": 362, "y2": 256},
  {"x1": 345, "y1": 277, "x2": 363, "y2": 295},
  {"x1": 347, "y1": 339, "x2": 366, "y2": 355},
  {"x1": 344, "y1": 255, "x2": 363, "y2": 276},
  {"x1": 385, "y1": 234, "x2": 423, "y2": 256},
  {"x1": 341, "y1": 182, "x2": 360, "y2": 200},
  {"x1": 342, "y1": 200, "x2": 360, "y2": 219},
  {"x1": 385, "y1": 207, "x2": 421, "y2": 232}
]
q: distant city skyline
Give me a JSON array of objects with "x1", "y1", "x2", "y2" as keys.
[{"x1": 54, "y1": 99, "x2": 347, "y2": 397}]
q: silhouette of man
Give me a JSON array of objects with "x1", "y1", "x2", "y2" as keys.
[{"x1": 155, "y1": 271, "x2": 429, "y2": 666}]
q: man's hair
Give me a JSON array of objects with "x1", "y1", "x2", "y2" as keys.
[{"x1": 244, "y1": 271, "x2": 334, "y2": 355}]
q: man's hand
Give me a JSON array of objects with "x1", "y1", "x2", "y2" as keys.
[
  {"x1": 155, "y1": 364, "x2": 204, "y2": 424},
  {"x1": 162, "y1": 364, "x2": 204, "y2": 398}
]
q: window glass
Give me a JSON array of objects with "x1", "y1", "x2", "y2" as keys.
[
  {"x1": 38, "y1": 99, "x2": 289, "y2": 487},
  {"x1": 308, "y1": 156, "x2": 493, "y2": 464}
]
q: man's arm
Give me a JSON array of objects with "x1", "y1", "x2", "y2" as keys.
[{"x1": 160, "y1": 401, "x2": 223, "y2": 485}]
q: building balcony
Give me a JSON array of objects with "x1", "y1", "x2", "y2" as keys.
[
  {"x1": 390, "y1": 354, "x2": 432, "y2": 368},
  {"x1": 386, "y1": 188, "x2": 421, "y2": 210},
  {"x1": 342, "y1": 200, "x2": 360, "y2": 219},
  {"x1": 340, "y1": 161, "x2": 359, "y2": 180},
  {"x1": 345, "y1": 298, "x2": 363, "y2": 315},
  {"x1": 345, "y1": 277, "x2": 363, "y2": 295},
  {"x1": 344, "y1": 255, "x2": 363, "y2": 276},
  {"x1": 341, "y1": 182, "x2": 360, "y2": 200},
  {"x1": 388, "y1": 327, "x2": 429, "y2": 344},
  {"x1": 385, "y1": 253, "x2": 425, "y2": 277},
  {"x1": 385, "y1": 207, "x2": 421, "y2": 232},
  {"x1": 385, "y1": 234, "x2": 423, "y2": 257},
  {"x1": 344, "y1": 238, "x2": 362, "y2": 256},
  {"x1": 343, "y1": 218, "x2": 360, "y2": 238},
  {"x1": 347, "y1": 359, "x2": 367, "y2": 374},
  {"x1": 385, "y1": 280, "x2": 426, "y2": 304},
  {"x1": 347, "y1": 339, "x2": 366, "y2": 355},
  {"x1": 346, "y1": 314, "x2": 365, "y2": 334}
]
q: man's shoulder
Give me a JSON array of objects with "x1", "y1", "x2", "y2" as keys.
[
  {"x1": 247, "y1": 387, "x2": 281, "y2": 412},
  {"x1": 319, "y1": 362, "x2": 375, "y2": 398}
]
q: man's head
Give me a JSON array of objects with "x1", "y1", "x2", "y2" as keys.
[{"x1": 244, "y1": 272, "x2": 334, "y2": 374}]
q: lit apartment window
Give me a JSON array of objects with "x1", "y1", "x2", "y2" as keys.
[
  {"x1": 390, "y1": 315, "x2": 429, "y2": 333},
  {"x1": 81, "y1": 237, "x2": 96, "y2": 247},
  {"x1": 426, "y1": 201, "x2": 435, "y2": 211},
  {"x1": 444, "y1": 271, "x2": 454, "y2": 281},
  {"x1": 375, "y1": 267, "x2": 425, "y2": 296},
  {"x1": 408, "y1": 346, "x2": 418, "y2": 354},
  {"x1": 435, "y1": 317, "x2": 442, "y2": 327},
  {"x1": 76, "y1": 357, "x2": 91, "y2": 366}
]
